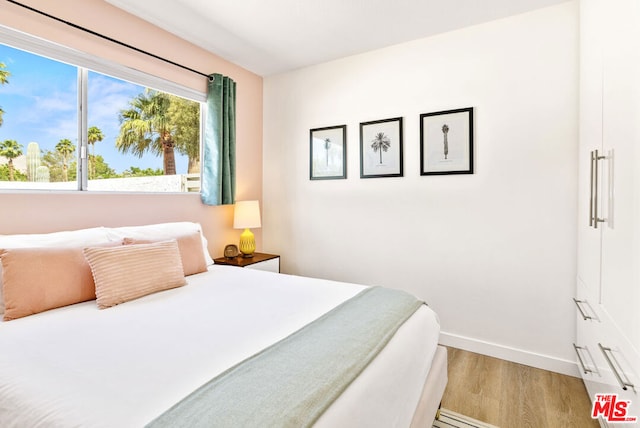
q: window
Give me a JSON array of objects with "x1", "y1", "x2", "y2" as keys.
[
  {"x1": 0, "y1": 29, "x2": 203, "y2": 193},
  {"x1": 85, "y1": 71, "x2": 200, "y2": 192},
  {"x1": 0, "y1": 45, "x2": 77, "y2": 190}
]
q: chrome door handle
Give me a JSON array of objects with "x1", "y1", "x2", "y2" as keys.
[
  {"x1": 573, "y1": 343, "x2": 593, "y2": 374},
  {"x1": 590, "y1": 150, "x2": 595, "y2": 227},
  {"x1": 591, "y1": 150, "x2": 606, "y2": 229},
  {"x1": 599, "y1": 343, "x2": 635, "y2": 391},
  {"x1": 573, "y1": 298, "x2": 593, "y2": 320}
]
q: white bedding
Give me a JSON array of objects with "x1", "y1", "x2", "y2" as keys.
[{"x1": 0, "y1": 265, "x2": 440, "y2": 427}]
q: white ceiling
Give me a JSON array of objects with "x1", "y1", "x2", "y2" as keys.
[{"x1": 106, "y1": 0, "x2": 569, "y2": 76}]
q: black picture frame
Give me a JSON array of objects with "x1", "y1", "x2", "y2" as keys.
[
  {"x1": 420, "y1": 107, "x2": 474, "y2": 175},
  {"x1": 309, "y1": 125, "x2": 347, "y2": 180},
  {"x1": 359, "y1": 117, "x2": 403, "y2": 178}
]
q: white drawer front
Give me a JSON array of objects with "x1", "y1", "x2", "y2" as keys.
[
  {"x1": 574, "y1": 289, "x2": 640, "y2": 426},
  {"x1": 245, "y1": 257, "x2": 280, "y2": 273}
]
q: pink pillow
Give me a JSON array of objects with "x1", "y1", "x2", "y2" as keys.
[
  {"x1": 123, "y1": 232, "x2": 207, "y2": 276},
  {"x1": 84, "y1": 240, "x2": 187, "y2": 309},
  {"x1": 106, "y1": 222, "x2": 213, "y2": 265},
  {"x1": 0, "y1": 226, "x2": 113, "y2": 318},
  {"x1": 1, "y1": 247, "x2": 99, "y2": 321}
]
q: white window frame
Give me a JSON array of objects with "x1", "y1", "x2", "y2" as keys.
[{"x1": 0, "y1": 24, "x2": 205, "y2": 192}]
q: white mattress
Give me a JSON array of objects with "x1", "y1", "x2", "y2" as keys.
[{"x1": 0, "y1": 266, "x2": 440, "y2": 427}]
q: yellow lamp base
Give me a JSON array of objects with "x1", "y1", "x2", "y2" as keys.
[{"x1": 239, "y1": 228, "x2": 256, "y2": 257}]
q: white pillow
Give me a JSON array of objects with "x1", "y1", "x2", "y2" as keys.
[
  {"x1": 0, "y1": 226, "x2": 113, "y2": 317},
  {"x1": 0, "y1": 226, "x2": 111, "y2": 249},
  {"x1": 106, "y1": 222, "x2": 213, "y2": 266}
]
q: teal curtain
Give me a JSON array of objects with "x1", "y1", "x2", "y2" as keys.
[{"x1": 201, "y1": 73, "x2": 236, "y2": 205}]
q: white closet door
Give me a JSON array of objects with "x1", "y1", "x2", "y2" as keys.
[
  {"x1": 576, "y1": 0, "x2": 604, "y2": 301},
  {"x1": 599, "y1": 0, "x2": 640, "y2": 348}
]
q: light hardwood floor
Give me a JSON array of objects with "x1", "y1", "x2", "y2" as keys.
[{"x1": 440, "y1": 347, "x2": 599, "y2": 428}]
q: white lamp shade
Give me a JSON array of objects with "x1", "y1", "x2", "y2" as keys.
[{"x1": 233, "y1": 200, "x2": 261, "y2": 229}]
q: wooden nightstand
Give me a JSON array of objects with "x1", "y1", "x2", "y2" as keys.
[{"x1": 213, "y1": 252, "x2": 280, "y2": 273}]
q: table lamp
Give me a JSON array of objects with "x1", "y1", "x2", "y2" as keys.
[{"x1": 233, "y1": 200, "x2": 261, "y2": 257}]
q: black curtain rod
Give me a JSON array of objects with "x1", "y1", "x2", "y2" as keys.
[{"x1": 6, "y1": 0, "x2": 211, "y2": 79}]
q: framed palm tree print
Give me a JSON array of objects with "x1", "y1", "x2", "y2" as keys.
[
  {"x1": 359, "y1": 117, "x2": 403, "y2": 178},
  {"x1": 420, "y1": 107, "x2": 474, "y2": 175},
  {"x1": 310, "y1": 125, "x2": 347, "y2": 180}
]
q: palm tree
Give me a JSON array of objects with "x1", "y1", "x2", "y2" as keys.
[
  {"x1": 55, "y1": 138, "x2": 75, "y2": 181},
  {"x1": 167, "y1": 94, "x2": 200, "y2": 173},
  {"x1": 371, "y1": 132, "x2": 391, "y2": 164},
  {"x1": 0, "y1": 62, "x2": 10, "y2": 127},
  {"x1": 324, "y1": 138, "x2": 331, "y2": 166},
  {"x1": 0, "y1": 140, "x2": 23, "y2": 181},
  {"x1": 116, "y1": 90, "x2": 177, "y2": 175},
  {"x1": 441, "y1": 124, "x2": 449, "y2": 160},
  {"x1": 87, "y1": 126, "x2": 104, "y2": 179}
]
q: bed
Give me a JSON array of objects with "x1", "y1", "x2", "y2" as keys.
[{"x1": 0, "y1": 222, "x2": 447, "y2": 428}]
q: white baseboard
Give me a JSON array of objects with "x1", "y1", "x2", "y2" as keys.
[{"x1": 439, "y1": 331, "x2": 581, "y2": 378}]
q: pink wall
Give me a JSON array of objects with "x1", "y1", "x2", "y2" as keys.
[{"x1": 0, "y1": 0, "x2": 264, "y2": 257}]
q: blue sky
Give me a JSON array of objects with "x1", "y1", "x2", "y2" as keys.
[{"x1": 0, "y1": 43, "x2": 188, "y2": 174}]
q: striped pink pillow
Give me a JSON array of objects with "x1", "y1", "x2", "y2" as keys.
[{"x1": 84, "y1": 240, "x2": 187, "y2": 309}]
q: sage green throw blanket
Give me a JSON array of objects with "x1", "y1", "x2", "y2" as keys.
[{"x1": 146, "y1": 286, "x2": 423, "y2": 428}]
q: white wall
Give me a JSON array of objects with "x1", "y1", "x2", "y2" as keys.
[{"x1": 263, "y1": 2, "x2": 579, "y2": 375}]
